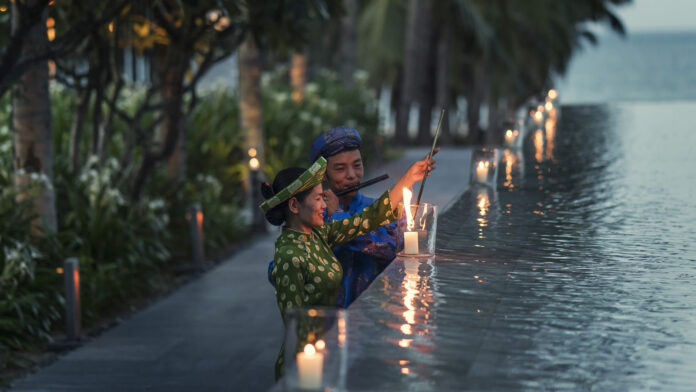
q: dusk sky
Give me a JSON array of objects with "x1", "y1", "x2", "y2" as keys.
[{"x1": 614, "y1": 0, "x2": 696, "y2": 32}]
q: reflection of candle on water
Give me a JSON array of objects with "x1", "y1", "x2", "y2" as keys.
[
  {"x1": 476, "y1": 161, "x2": 489, "y2": 183},
  {"x1": 402, "y1": 188, "x2": 419, "y2": 254},
  {"x1": 297, "y1": 343, "x2": 323, "y2": 389}
]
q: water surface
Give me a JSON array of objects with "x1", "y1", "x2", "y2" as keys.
[{"x1": 346, "y1": 102, "x2": 696, "y2": 391}]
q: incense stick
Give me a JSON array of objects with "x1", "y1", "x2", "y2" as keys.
[
  {"x1": 415, "y1": 108, "x2": 445, "y2": 208},
  {"x1": 334, "y1": 174, "x2": 390, "y2": 196}
]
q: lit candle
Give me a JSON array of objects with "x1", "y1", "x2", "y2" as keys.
[
  {"x1": 404, "y1": 231, "x2": 419, "y2": 254},
  {"x1": 544, "y1": 100, "x2": 553, "y2": 112},
  {"x1": 533, "y1": 110, "x2": 544, "y2": 125},
  {"x1": 504, "y1": 129, "x2": 519, "y2": 149},
  {"x1": 402, "y1": 188, "x2": 419, "y2": 254},
  {"x1": 297, "y1": 343, "x2": 323, "y2": 389},
  {"x1": 476, "y1": 161, "x2": 489, "y2": 183},
  {"x1": 548, "y1": 89, "x2": 558, "y2": 100}
]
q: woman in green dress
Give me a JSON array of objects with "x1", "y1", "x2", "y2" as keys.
[{"x1": 259, "y1": 155, "x2": 435, "y2": 380}]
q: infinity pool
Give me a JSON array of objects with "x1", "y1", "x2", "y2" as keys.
[{"x1": 345, "y1": 102, "x2": 696, "y2": 390}]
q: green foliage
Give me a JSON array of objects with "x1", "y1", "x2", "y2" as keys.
[
  {"x1": 0, "y1": 194, "x2": 62, "y2": 358},
  {"x1": 262, "y1": 66, "x2": 380, "y2": 178},
  {"x1": 0, "y1": 63, "x2": 382, "y2": 375},
  {"x1": 53, "y1": 156, "x2": 171, "y2": 319}
]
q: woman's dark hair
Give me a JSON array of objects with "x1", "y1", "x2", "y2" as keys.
[{"x1": 261, "y1": 167, "x2": 314, "y2": 226}]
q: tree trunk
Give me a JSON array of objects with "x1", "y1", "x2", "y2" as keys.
[
  {"x1": 467, "y1": 57, "x2": 486, "y2": 145},
  {"x1": 434, "y1": 21, "x2": 451, "y2": 144},
  {"x1": 131, "y1": 45, "x2": 187, "y2": 198},
  {"x1": 152, "y1": 44, "x2": 187, "y2": 182},
  {"x1": 395, "y1": 0, "x2": 425, "y2": 146},
  {"x1": 416, "y1": 1, "x2": 435, "y2": 146},
  {"x1": 339, "y1": 0, "x2": 358, "y2": 85},
  {"x1": 485, "y1": 96, "x2": 500, "y2": 145},
  {"x1": 239, "y1": 36, "x2": 265, "y2": 192},
  {"x1": 11, "y1": 1, "x2": 56, "y2": 234},
  {"x1": 69, "y1": 86, "x2": 92, "y2": 175},
  {"x1": 97, "y1": 79, "x2": 123, "y2": 161},
  {"x1": 290, "y1": 52, "x2": 307, "y2": 103}
]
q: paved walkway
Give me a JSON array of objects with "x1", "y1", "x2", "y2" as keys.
[{"x1": 8, "y1": 147, "x2": 472, "y2": 392}]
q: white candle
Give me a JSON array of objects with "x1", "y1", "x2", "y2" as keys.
[
  {"x1": 297, "y1": 344, "x2": 323, "y2": 389},
  {"x1": 404, "y1": 231, "x2": 419, "y2": 254},
  {"x1": 475, "y1": 161, "x2": 489, "y2": 183},
  {"x1": 534, "y1": 110, "x2": 544, "y2": 124},
  {"x1": 504, "y1": 130, "x2": 514, "y2": 148}
]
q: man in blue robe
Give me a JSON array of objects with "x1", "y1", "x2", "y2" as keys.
[{"x1": 268, "y1": 126, "x2": 397, "y2": 308}]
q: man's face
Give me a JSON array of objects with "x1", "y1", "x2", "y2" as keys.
[{"x1": 325, "y1": 149, "x2": 364, "y2": 198}]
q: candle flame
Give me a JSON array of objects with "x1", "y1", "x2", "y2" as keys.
[
  {"x1": 505, "y1": 130, "x2": 513, "y2": 138},
  {"x1": 315, "y1": 339, "x2": 325, "y2": 351},
  {"x1": 402, "y1": 187, "x2": 414, "y2": 231},
  {"x1": 548, "y1": 89, "x2": 558, "y2": 100},
  {"x1": 304, "y1": 344, "x2": 316, "y2": 355}
]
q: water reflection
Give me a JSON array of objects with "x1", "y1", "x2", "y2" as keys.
[
  {"x1": 544, "y1": 117, "x2": 556, "y2": 162},
  {"x1": 533, "y1": 128, "x2": 544, "y2": 163},
  {"x1": 501, "y1": 149, "x2": 524, "y2": 191},
  {"x1": 346, "y1": 103, "x2": 696, "y2": 390}
]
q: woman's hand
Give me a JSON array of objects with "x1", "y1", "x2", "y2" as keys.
[
  {"x1": 389, "y1": 148, "x2": 438, "y2": 207},
  {"x1": 323, "y1": 188, "x2": 339, "y2": 217}
]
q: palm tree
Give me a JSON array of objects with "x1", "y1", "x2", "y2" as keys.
[
  {"x1": 339, "y1": 0, "x2": 358, "y2": 85},
  {"x1": 395, "y1": 0, "x2": 427, "y2": 145},
  {"x1": 238, "y1": 35, "x2": 264, "y2": 194},
  {"x1": 290, "y1": 51, "x2": 308, "y2": 103}
]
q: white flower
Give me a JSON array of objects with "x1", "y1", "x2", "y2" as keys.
[
  {"x1": 148, "y1": 199, "x2": 166, "y2": 210},
  {"x1": 306, "y1": 83, "x2": 318, "y2": 95},
  {"x1": 299, "y1": 111, "x2": 311, "y2": 122},
  {"x1": 354, "y1": 69, "x2": 369, "y2": 83}
]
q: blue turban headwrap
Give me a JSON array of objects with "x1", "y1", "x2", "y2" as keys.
[{"x1": 308, "y1": 126, "x2": 362, "y2": 163}]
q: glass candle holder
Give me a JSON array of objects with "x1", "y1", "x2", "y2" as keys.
[
  {"x1": 469, "y1": 148, "x2": 499, "y2": 187},
  {"x1": 502, "y1": 120, "x2": 523, "y2": 150},
  {"x1": 396, "y1": 202, "x2": 438, "y2": 257},
  {"x1": 283, "y1": 307, "x2": 347, "y2": 391}
]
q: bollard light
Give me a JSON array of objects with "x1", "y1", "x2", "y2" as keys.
[
  {"x1": 64, "y1": 258, "x2": 81, "y2": 341},
  {"x1": 248, "y1": 150, "x2": 267, "y2": 233},
  {"x1": 187, "y1": 203, "x2": 205, "y2": 270}
]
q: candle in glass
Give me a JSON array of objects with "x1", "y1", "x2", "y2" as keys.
[
  {"x1": 475, "y1": 161, "x2": 489, "y2": 183},
  {"x1": 297, "y1": 343, "x2": 323, "y2": 389},
  {"x1": 504, "y1": 129, "x2": 519, "y2": 149},
  {"x1": 402, "y1": 188, "x2": 419, "y2": 254}
]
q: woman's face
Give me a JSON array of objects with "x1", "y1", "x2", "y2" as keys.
[{"x1": 296, "y1": 184, "x2": 327, "y2": 228}]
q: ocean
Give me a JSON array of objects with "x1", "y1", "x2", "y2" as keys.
[{"x1": 558, "y1": 31, "x2": 696, "y2": 103}]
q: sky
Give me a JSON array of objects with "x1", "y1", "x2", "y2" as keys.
[{"x1": 613, "y1": 0, "x2": 696, "y2": 33}]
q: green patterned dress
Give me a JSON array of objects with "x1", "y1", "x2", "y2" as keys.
[{"x1": 271, "y1": 191, "x2": 396, "y2": 379}]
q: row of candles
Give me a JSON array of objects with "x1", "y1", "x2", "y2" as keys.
[
  {"x1": 292, "y1": 89, "x2": 560, "y2": 390},
  {"x1": 472, "y1": 89, "x2": 559, "y2": 187}
]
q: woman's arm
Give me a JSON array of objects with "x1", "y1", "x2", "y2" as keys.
[
  {"x1": 273, "y1": 246, "x2": 307, "y2": 312},
  {"x1": 322, "y1": 151, "x2": 437, "y2": 247}
]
